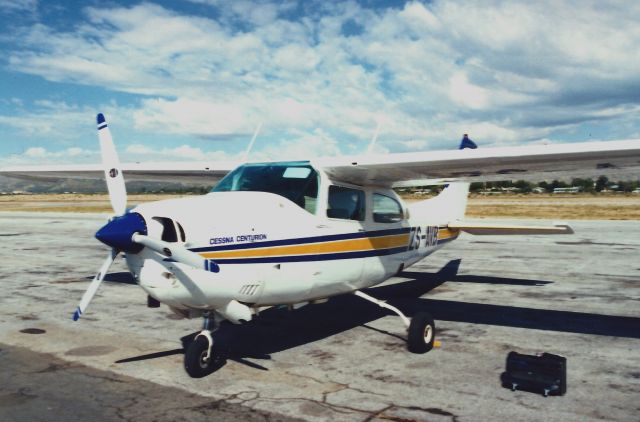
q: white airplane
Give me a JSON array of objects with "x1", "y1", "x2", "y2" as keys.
[{"x1": 2, "y1": 114, "x2": 640, "y2": 378}]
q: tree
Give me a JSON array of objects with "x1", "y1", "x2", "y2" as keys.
[
  {"x1": 514, "y1": 180, "x2": 533, "y2": 193},
  {"x1": 538, "y1": 181, "x2": 551, "y2": 192},
  {"x1": 470, "y1": 182, "x2": 484, "y2": 192},
  {"x1": 595, "y1": 175, "x2": 608, "y2": 192},
  {"x1": 571, "y1": 178, "x2": 595, "y2": 193},
  {"x1": 549, "y1": 179, "x2": 568, "y2": 191},
  {"x1": 617, "y1": 180, "x2": 634, "y2": 192}
]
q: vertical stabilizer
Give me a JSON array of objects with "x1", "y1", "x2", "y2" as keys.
[
  {"x1": 407, "y1": 134, "x2": 475, "y2": 224},
  {"x1": 408, "y1": 182, "x2": 470, "y2": 224}
]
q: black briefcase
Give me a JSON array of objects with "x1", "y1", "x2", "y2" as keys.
[{"x1": 501, "y1": 352, "x2": 567, "y2": 397}]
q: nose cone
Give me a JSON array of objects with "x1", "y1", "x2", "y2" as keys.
[{"x1": 96, "y1": 212, "x2": 147, "y2": 253}]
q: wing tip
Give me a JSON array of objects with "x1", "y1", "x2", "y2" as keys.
[
  {"x1": 97, "y1": 113, "x2": 108, "y2": 130},
  {"x1": 459, "y1": 134, "x2": 478, "y2": 150},
  {"x1": 553, "y1": 223, "x2": 574, "y2": 234},
  {"x1": 72, "y1": 307, "x2": 82, "y2": 321}
]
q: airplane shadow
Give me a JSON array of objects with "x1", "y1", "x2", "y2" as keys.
[
  {"x1": 115, "y1": 259, "x2": 640, "y2": 374},
  {"x1": 86, "y1": 271, "x2": 137, "y2": 285}
]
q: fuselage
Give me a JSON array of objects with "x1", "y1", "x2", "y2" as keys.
[{"x1": 122, "y1": 161, "x2": 460, "y2": 312}]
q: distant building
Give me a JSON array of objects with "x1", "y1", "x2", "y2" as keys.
[{"x1": 553, "y1": 187, "x2": 581, "y2": 193}]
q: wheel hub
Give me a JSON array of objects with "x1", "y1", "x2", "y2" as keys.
[
  {"x1": 198, "y1": 351, "x2": 210, "y2": 368},
  {"x1": 423, "y1": 325, "x2": 433, "y2": 343}
]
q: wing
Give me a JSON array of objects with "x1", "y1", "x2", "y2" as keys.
[
  {"x1": 0, "y1": 161, "x2": 239, "y2": 186},
  {"x1": 3, "y1": 139, "x2": 639, "y2": 187},
  {"x1": 315, "y1": 139, "x2": 640, "y2": 187}
]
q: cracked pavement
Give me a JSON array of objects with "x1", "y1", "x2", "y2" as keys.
[{"x1": 1, "y1": 211, "x2": 639, "y2": 421}]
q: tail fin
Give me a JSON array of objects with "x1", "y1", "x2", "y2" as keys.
[
  {"x1": 409, "y1": 182, "x2": 470, "y2": 223},
  {"x1": 407, "y1": 134, "x2": 475, "y2": 224}
]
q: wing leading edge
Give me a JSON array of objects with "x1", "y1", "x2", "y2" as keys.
[
  {"x1": 0, "y1": 161, "x2": 239, "y2": 186},
  {"x1": 316, "y1": 139, "x2": 640, "y2": 187}
]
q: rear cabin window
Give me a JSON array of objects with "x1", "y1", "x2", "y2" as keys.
[
  {"x1": 212, "y1": 162, "x2": 318, "y2": 214},
  {"x1": 373, "y1": 194, "x2": 403, "y2": 223},
  {"x1": 327, "y1": 186, "x2": 365, "y2": 221}
]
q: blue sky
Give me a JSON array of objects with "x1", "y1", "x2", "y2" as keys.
[{"x1": 1, "y1": 0, "x2": 639, "y2": 166}]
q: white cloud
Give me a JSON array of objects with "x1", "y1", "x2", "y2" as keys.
[
  {"x1": 0, "y1": 0, "x2": 37, "y2": 13},
  {"x1": 2, "y1": 0, "x2": 640, "y2": 161},
  {"x1": 24, "y1": 146, "x2": 46, "y2": 157},
  {"x1": 3, "y1": 146, "x2": 98, "y2": 165},
  {"x1": 449, "y1": 72, "x2": 489, "y2": 110},
  {"x1": 0, "y1": 100, "x2": 131, "y2": 139},
  {"x1": 133, "y1": 97, "x2": 248, "y2": 137},
  {"x1": 399, "y1": 1, "x2": 442, "y2": 31},
  {"x1": 273, "y1": 44, "x2": 320, "y2": 71}
]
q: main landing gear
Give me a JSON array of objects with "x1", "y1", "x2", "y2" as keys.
[
  {"x1": 354, "y1": 290, "x2": 436, "y2": 353},
  {"x1": 184, "y1": 311, "x2": 224, "y2": 378}
]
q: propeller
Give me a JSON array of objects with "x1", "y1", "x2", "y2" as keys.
[
  {"x1": 98, "y1": 113, "x2": 127, "y2": 216},
  {"x1": 73, "y1": 250, "x2": 118, "y2": 321},
  {"x1": 73, "y1": 113, "x2": 128, "y2": 321},
  {"x1": 74, "y1": 113, "x2": 219, "y2": 321}
]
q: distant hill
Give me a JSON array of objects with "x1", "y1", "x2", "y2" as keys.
[{"x1": 0, "y1": 175, "x2": 210, "y2": 194}]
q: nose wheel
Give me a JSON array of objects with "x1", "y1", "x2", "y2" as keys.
[
  {"x1": 184, "y1": 312, "x2": 223, "y2": 378},
  {"x1": 185, "y1": 336, "x2": 216, "y2": 377}
]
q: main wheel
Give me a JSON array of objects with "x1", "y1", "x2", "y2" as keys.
[
  {"x1": 185, "y1": 336, "x2": 217, "y2": 378},
  {"x1": 407, "y1": 312, "x2": 435, "y2": 354}
]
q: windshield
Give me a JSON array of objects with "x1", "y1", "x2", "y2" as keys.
[{"x1": 211, "y1": 162, "x2": 319, "y2": 214}]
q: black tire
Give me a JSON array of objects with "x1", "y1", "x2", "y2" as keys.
[
  {"x1": 184, "y1": 336, "x2": 217, "y2": 378},
  {"x1": 407, "y1": 312, "x2": 435, "y2": 354}
]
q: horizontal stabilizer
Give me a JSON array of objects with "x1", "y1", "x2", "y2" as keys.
[{"x1": 448, "y1": 221, "x2": 573, "y2": 235}]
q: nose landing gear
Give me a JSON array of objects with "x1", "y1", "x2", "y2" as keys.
[{"x1": 184, "y1": 311, "x2": 224, "y2": 378}]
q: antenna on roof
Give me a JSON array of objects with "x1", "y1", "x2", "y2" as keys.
[
  {"x1": 243, "y1": 122, "x2": 263, "y2": 162},
  {"x1": 366, "y1": 121, "x2": 381, "y2": 154}
]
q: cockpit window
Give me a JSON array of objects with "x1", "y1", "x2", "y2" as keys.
[
  {"x1": 327, "y1": 185, "x2": 365, "y2": 221},
  {"x1": 212, "y1": 162, "x2": 318, "y2": 214},
  {"x1": 373, "y1": 193, "x2": 403, "y2": 223}
]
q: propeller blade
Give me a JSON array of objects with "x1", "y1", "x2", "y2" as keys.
[
  {"x1": 132, "y1": 234, "x2": 219, "y2": 273},
  {"x1": 73, "y1": 250, "x2": 118, "y2": 321},
  {"x1": 97, "y1": 113, "x2": 127, "y2": 216}
]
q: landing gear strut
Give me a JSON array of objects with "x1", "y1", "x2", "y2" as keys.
[
  {"x1": 184, "y1": 311, "x2": 223, "y2": 378},
  {"x1": 354, "y1": 290, "x2": 436, "y2": 354}
]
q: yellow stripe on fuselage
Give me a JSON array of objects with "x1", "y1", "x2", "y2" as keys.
[
  {"x1": 200, "y1": 233, "x2": 410, "y2": 259},
  {"x1": 438, "y1": 228, "x2": 460, "y2": 240}
]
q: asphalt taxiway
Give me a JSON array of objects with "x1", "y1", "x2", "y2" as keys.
[{"x1": 1, "y1": 212, "x2": 639, "y2": 421}]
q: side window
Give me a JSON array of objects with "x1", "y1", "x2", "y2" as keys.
[
  {"x1": 327, "y1": 186, "x2": 365, "y2": 221},
  {"x1": 373, "y1": 194, "x2": 403, "y2": 223}
]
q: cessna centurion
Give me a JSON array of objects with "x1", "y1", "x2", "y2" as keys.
[{"x1": 2, "y1": 114, "x2": 639, "y2": 377}]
